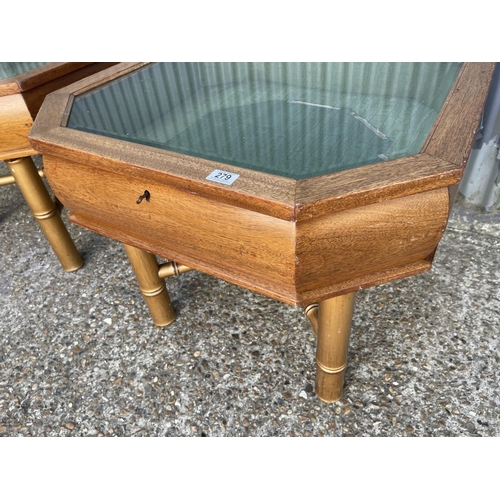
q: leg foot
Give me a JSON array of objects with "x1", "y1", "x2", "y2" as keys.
[
  {"x1": 6, "y1": 157, "x2": 83, "y2": 272},
  {"x1": 315, "y1": 292, "x2": 356, "y2": 402},
  {"x1": 123, "y1": 244, "x2": 176, "y2": 326}
]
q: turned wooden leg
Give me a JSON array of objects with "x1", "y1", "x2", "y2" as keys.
[
  {"x1": 315, "y1": 292, "x2": 356, "y2": 402},
  {"x1": 6, "y1": 157, "x2": 83, "y2": 272},
  {"x1": 123, "y1": 244, "x2": 176, "y2": 326}
]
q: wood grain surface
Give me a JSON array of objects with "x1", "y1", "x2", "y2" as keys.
[
  {"x1": 295, "y1": 153, "x2": 461, "y2": 219},
  {"x1": 44, "y1": 155, "x2": 299, "y2": 304},
  {"x1": 0, "y1": 94, "x2": 35, "y2": 160},
  {"x1": 42, "y1": 153, "x2": 451, "y2": 305},
  {"x1": 295, "y1": 188, "x2": 450, "y2": 293},
  {"x1": 422, "y1": 62, "x2": 496, "y2": 168}
]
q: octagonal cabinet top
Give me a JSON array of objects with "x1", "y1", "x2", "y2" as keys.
[{"x1": 29, "y1": 62, "x2": 496, "y2": 221}]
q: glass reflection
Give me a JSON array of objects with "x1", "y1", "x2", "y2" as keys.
[{"x1": 68, "y1": 62, "x2": 461, "y2": 179}]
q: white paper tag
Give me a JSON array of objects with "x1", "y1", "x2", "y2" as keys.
[{"x1": 206, "y1": 169, "x2": 239, "y2": 185}]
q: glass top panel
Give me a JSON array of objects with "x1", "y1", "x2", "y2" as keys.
[
  {"x1": 0, "y1": 62, "x2": 48, "y2": 79},
  {"x1": 67, "y1": 62, "x2": 462, "y2": 180}
]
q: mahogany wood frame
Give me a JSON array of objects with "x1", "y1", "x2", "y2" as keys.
[{"x1": 28, "y1": 62, "x2": 495, "y2": 401}]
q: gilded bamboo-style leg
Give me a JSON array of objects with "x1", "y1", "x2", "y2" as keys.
[
  {"x1": 6, "y1": 157, "x2": 83, "y2": 272},
  {"x1": 315, "y1": 292, "x2": 356, "y2": 403},
  {"x1": 123, "y1": 244, "x2": 176, "y2": 327}
]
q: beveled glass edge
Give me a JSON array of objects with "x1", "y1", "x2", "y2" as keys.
[
  {"x1": 62, "y1": 62, "x2": 463, "y2": 182},
  {"x1": 61, "y1": 63, "x2": 149, "y2": 105}
]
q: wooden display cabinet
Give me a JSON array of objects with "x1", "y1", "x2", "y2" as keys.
[{"x1": 29, "y1": 62, "x2": 495, "y2": 401}]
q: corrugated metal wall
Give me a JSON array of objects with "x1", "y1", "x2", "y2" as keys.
[{"x1": 459, "y1": 63, "x2": 500, "y2": 212}]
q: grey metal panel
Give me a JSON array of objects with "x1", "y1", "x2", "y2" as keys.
[{"x1": 459, "y1": 64, "x2": 500, "y2": 213}]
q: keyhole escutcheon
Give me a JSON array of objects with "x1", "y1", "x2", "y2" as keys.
[{"x1": 136, "y1": 190, "x2": 150, "y2": 204}]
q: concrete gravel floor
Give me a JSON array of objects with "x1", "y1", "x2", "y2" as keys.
[{"x1": 1, "y1": 157, "x2": 499, "y2": 437}]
